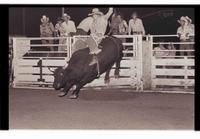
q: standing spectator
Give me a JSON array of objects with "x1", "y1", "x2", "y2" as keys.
[
  {"x1": 128, "y1": 12, "x2": 145, "y2": 35},
  {"x1": 59, "y1": 13, "x2": 76, "y2": 51},
  {"x1": 118, "y1": 14, "x2": 128, "y2": 35},
  {"x1": 54, "y1": 17, "x2": 63, "y2": 37},
  {"x1": 108, "y1": 11, "x2": 121, "y2": 35},
  {"x1": 54, "y1": 17, "x2": 63, "y2": 51},
  {"x1": 60, "y1": 13, "x2": 76, "y2": 37},
  {"x1": 185, "y1": 16, "x2": 195, "y2": 56},
  {"x1": 76, "y1": 16, "x2": 94, "y2": 35},
  {"x1": 108, "y1": 12, "x2": 128, "y2": 36},
  {"x1": 40, "y1": 15, "x2": 55, "y2": 51},
  {"x1": 86, "y1": 8, "x2": 113, "y2": 66},
  {"x1": 177, "y1": 16, "x2": 193, "y2": 56},
  {"x1": 108, "y1": 12, "x2": 128, "y2": 57},
  {"x1": 118, "y1": 13, "x2": 128, "y2": 49}
]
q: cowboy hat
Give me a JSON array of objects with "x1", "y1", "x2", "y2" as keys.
[
  {"x1": 62, "y1": 13, "x2": 71, "y2": 20},
  {"x1": 185, "y1": 16, "x2": 192, "y2": 23},
  {"x1": 88, "y1": 8, "x2": 103, "y2": 16},
  {"x1": 41, "y1": 15, "x2": 49, "y2": 23},
  {"x1": 177, "y1": 16, "x2": 188, "y2": 24}
]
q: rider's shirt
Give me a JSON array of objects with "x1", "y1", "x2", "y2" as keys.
[
  {"x1": 90, "y1": 16, "x2": 108, "y2": 36},
  {"x1": 77, "y1": 17, "x2": 94, "y2": 32}
]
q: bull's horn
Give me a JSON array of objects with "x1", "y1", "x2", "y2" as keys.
[
  {"x1": 48, "y1": 67, "x2": 55, "y2": 73},
  {"x1": 62, "y1": 64, "x2": 68, "y2": 69}
]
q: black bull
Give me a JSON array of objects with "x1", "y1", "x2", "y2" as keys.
[{"x1": 50, "y1": 36, "x2": 123, "y2": 99}]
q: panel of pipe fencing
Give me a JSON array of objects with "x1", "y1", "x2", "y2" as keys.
[
  {"x1": 151, "y1": 35, "x2": 194, "y2": 92},
  {"x1": 12, "y1": 35, "x2": 143, "y2": 90}
]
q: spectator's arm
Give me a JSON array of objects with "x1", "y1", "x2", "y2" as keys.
[
  {"x1": 60, "y1": 24, "x2": 66, "y2": 36},
  {"x1": 50, "y1": 22, "x2": 55, "y2": 32},
  {"x1": 128, "y1": 20, "x2": 132, "y2": 35},
  {"x1": 123, "y1": 20, "x2": 128, "y2": 34},
  {"x1": 140, "y1": 19, "x2": 145, "y2": 35},
  {"x1": 40, "y1": 25, "x2": 42, "y2": 36},
  {"x1": 188, "y1": 26, "x2": 194, "y2": 36},
  {"x1": 177, "y1": 33, "x2": 181, "y2": 38},
  {"x1": 177, "y1": 28, "x2": 181, "y2": 38},
  {"x1": 40, "y1": 25, "x2": 45, "y2": 37},
  {"x1": 54, "y1": 24, "x2": 58, "y2": 31},
  {"x1": 104, "y1": 7, "x2": 114, "y2": 20}
]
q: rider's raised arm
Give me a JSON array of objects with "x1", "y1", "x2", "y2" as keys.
[{"x1": 104, "y1": 7, "x2": 114, "y2": 20}]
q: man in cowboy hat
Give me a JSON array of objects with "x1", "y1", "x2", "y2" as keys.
[
  {"x1": 128, "y1": 12, "x2": 145, "y2": 35},
  {"x1": 177, "y1": 16, "x2": 194, "y2": 56},
  {"x1": 185, "y1": 16, "x2": 195, "y2": 56},
  {"x1": 40, "y1": 15, "x2": 55, "y2": 51},
  {"x1": 185, "y1": 16, "x2": 195, "y2": 32},
  {"x1": 85, "y1": 7, "x2": 113, "y2": 65},
  {"x1": 60, "y1": 13, "x2": 76, "y2": 37},
  {"x1": 59, "y1": 13, "x2": 76, "y2": 51}
]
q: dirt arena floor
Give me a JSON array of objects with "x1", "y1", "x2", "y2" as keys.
[{"x1": 9, "y1": 88, "x2": 194, "y2": 129}]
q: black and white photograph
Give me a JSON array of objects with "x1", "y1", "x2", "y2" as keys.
[{"x1": 7, "y1": 5, "x2": 195, "y2": 130}]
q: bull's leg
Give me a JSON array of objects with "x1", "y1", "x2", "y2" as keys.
[
  {"x1": 104, "y1": 68, "x2": 111, "y2": 84},
  {"x1": 58, "y1": 82, "x2": 74, "y2": 97},
  {"x1": 68, "y1": 83, "x2": 84, "y2": 99},
  {"x1": 69, "y1": 73, "x2": 96, "y2": 99},
  {"x1": 114, "y1": 59, "x2": 121, "y2": 78}
]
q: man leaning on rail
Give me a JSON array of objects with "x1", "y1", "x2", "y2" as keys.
[
  {"x1": 40, "y1": 15, "x2": 55, "y2": 51},
  {"x1": 177, "y1": 16, "x2": 194, "y2": 56},
  {"x1": 128, "y1": 12, "x2": 145, "y2": 35}
]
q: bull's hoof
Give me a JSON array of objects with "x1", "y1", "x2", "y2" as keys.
[
  {"x1": 58, "y1": 92, "x2": 67, "y2": 97},
  {"x1": 70, "y1": 85, "x2": 76, "y2": 91},
  {"x1": 114, "y1": 74, "x2": 119, "y2": 79},
  {"x1": 69, "y1": 94, "x2": 78, "y2": 99}
]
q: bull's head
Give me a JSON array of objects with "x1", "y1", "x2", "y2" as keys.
[{"x1": 48, "y1": 67, "x2": 67, "y2": 90}]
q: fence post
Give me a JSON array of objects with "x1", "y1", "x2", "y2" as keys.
[
  {"x1": 184, "y1": 56, "x2": 188, "y2": 89},
  {"x1": 12, "y1": 38, "x2": 17, "y2": 88},
  {"x1": 136, "y1": 35, "x2": 143, "y2": 90},
  {"x1": 142, "y1": 35, "x2": 153, "y2": 90}
]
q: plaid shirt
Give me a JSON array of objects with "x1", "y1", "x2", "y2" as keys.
[
  {"x1": 40, "y1": 22, "x2": 54, "y2": 37},
  {"x1": 177, "y1": 25, "x2": 193, "y2": 40}
]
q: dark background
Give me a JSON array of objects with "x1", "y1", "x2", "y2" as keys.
[{"x1": 9, "y1": 7, "x2": 194, "y2": 37}]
